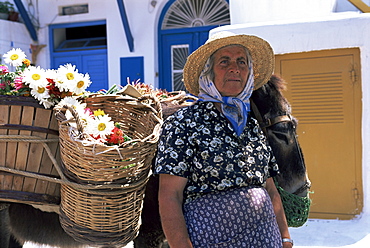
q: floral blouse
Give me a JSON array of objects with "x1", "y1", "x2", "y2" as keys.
[{"x1": 154, "y1": 101, "x2": 279, "y2": 204}]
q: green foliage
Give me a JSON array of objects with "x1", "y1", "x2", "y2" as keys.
[{"x1": 0, "y1": 1, "x2": 14, "y2": 14}]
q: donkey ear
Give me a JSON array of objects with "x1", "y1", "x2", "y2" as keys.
[{"x1": 271, "y1": 74, "x2": 288, "y2": 91}]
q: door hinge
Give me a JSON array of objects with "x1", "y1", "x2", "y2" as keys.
[
  {"x1": 353, "y1": 187, "x2": 360, "y2": 200},
  {"x1": 350, "y1": 66, "x2": 357, "y2": 84}
]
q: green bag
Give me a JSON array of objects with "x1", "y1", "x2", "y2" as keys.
[{"x1": 275, "y1": 180, "x2": 311, "y2": 227}]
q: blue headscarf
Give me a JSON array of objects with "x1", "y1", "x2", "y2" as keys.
[{"x1": 198, "y1": 59, "x2": 254, "y2": 136}]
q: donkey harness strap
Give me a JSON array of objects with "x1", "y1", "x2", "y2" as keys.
[{"x1": 250, "y1": 100, "x2": 292, "y2": 129}]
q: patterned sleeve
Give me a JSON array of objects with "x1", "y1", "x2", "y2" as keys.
[
  {"x1": 154, "y1": 114, "x2": 193, "y2": 179},
  {"x1": 267, "y1": 145, "x2": 279, "y2": 178},
  {"x1": 253, "y1": 117, "x2": 280, "y2": 179}
]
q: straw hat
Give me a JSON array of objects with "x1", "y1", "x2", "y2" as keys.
[{"x1": 183, "y1": 31, "x2": 275, "y2": 96}]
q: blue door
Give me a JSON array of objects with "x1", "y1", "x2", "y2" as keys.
[
  {"x1": 52, "y1": 50, "x2": 108, "y2": 92},
  {"x1": 81, "y1": 53, "x2": 108, "y2": 92},
  {"x1": 120, "y1": 57, "x2": 144, "y2": 84}
]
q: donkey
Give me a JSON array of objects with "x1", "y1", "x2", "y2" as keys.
[
  {"x1": 250, "y1": 74, "x2": 311, "y2": 197},
  {"x1": 0, "y1": 74, "x2": 309, "y2": 248}
]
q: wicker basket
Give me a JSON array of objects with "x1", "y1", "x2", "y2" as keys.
[
  {"x1": 160, "y1": 91, "x2": 197, "y2": 119},
  {"x1": 59, "y1": 178, "x2": 148, "y2": 246},
  {"x1": 0, "y1": 96, "x2": 61, "y2": 206},
  {"x1": 57, "y1": 94, "x2": 162, "y2": 184},
  {"x1": 56, "y1": 93, "x2": 162, "y2": 246}
]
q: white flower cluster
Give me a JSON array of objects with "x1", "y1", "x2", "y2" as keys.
[
  {"x1": 56, "y1": 97, "x2": 115, "y2": 143},
  {"x1": 2, "y1": 48, "x2": 92, "y2": 108}
]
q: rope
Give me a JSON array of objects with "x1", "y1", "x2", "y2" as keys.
[
  {"x1": 0, "y1": 135, "x2": 149, "y2": 195},
  {"x1": 0, "y1": 134, "x2": 59, "y2": 143}
]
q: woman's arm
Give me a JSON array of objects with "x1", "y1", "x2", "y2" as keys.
[
  {"x1": 265, "y1": 177, "x2": 293, "y2": 248},
  {"x1": 158, "y1": 174, "x2": 193, "y2": 248}
]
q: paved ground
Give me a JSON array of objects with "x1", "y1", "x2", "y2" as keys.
[
  {"x1": 289, "y1": 215, "x2": 370, "y2": 247},
  {"x1": 24, "y1": 215, "x2": 370, "y2": 248}
]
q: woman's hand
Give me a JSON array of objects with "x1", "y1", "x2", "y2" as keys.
[
  {"x1": 265, "y1": 178, "x2": 292, "y2": 247},
  {"x1": 158, "y1": 174, "x2": 193, "y2": 248},
  {"x1": 283, "y1": 241, "x2": 293, "y2": 248}
]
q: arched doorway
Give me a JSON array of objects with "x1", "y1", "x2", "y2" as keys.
[{"x1": 158, "y1": 0, "x2": 230, "y2": 92}]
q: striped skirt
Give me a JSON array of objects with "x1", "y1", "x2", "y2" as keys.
[{"x1": 183, "y1": 186, "x2": 282, "y2": 248}]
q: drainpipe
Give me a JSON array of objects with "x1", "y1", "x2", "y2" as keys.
[
  {"x1": 116, "y1": 0, "x2": 134, "y2": 52},
  {"x1": 13, "y1": 0, "x2": 38, "y2": 42}
]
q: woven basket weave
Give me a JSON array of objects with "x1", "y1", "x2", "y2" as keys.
[
  {"x1": 59, "y1": 178, "x2": 148, "y2": 246},
  {"x1": 56, "y1": 94, "x2": 162, "y2": 246}
]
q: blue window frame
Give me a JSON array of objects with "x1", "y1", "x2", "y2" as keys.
[{"x1": 49, "y1": 20, "x2": 108, "y2": 92}]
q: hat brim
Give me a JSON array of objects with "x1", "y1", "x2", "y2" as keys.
[{"x1": 183, "y1": 34, "x2": 274, "y2": 96}]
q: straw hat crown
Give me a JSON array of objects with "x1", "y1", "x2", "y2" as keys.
[{"x1": 183, "y1": 31, "x2": 275, "y2": 96}]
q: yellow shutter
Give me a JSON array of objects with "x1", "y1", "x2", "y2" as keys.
[{"x1": 275, "y1": 48, "x2": 363, "y2": 219}]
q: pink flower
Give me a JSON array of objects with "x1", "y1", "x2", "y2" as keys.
[
  {"x1": 84, "y1": 108, "x2": 93, "y2": 115},
  {"x1": 14, "y1": 76, "x2": 25, "y2": 90},
  {"x1": 0, "y1": 65, "x2": 9, "y2": 75}
]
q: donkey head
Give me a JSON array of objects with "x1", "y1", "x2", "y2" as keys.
[{"x1": 251, "y1": 75, "x2": 310, "y2": 197}]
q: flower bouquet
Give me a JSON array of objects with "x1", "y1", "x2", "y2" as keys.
[
  {"x1": 1, "y1": 48, "x2": 92, "y2": 108},
  {"x1": 0, "y1": 48, "x2": 91, "y2": 206}
]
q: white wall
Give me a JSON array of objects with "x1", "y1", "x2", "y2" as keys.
[
  {"x1": 230, "y1": 0, "x2": 337, "y2": 24},
  {"x1": 23, "y1": 0, "x2": 166, "y2": 88},
  {"x1": 0, "y1": 19, "x2": 32, "y2": 61},
  {"x1": 210, "y1": 12, "x2": 370, "y2": 217}
]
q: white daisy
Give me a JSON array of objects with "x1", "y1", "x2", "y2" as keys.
[
  {"x1": 84, "y1": 114, "x2": 115, "y2": 139},
  {"x1": 56, "y1": 96, "x2": 85, "y2": 109},
  {"x1": 22, "y1": 66, "x2": 49, "y2": 88},
  {"x1": 56, "y1": 96, "x2": 89, "y2": 121},
  {"x1": 39, "y1": 98, "x2": 54, "y2": 109},
  {"x1": 3, "y1": 48, "x2": 27, "y2": 67},
  {"x1": 69, "y1": 73, "x2": 92, "y2": 95},
  {"x1": 45, "y1": 69, "x2": 58, "y2": 81},
  {"x1": 30, "y1": 81, "x2": 50, "y2": 101},
  {"x1": 56, "y1": 64, "x2": 79, "y2": 92}
]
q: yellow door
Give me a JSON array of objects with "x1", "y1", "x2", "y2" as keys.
[{"x1": 275, "y1": 48, "x2": 363, "y2": 219}]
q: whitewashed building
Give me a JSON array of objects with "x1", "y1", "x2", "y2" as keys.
[
  {"x1": 220, "y1": 0, "x2": 370, "y2": 221},
  {"x1": 1, "y1": 0, "x2": 369, "y2": 221}
]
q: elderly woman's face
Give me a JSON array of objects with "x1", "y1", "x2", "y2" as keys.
[{"x1": 212, "y1": 45, "x2": 249, "y2": 97}]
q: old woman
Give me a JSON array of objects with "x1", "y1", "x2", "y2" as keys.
[{"x1": 155, "y1": 31, "x2": 293, "y2": 248}]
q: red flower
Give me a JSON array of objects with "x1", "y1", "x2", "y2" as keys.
[
  {"x1": 46, "y1": 78, "x2": 61, "y2": 97},
  {"x1": 106, "y1": 126, "x2": 125, "y2": 145}
]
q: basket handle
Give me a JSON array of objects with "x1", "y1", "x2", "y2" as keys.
[
  {"x1": 159, "y1": 91, "x2": 198, "y2": 104},
  {"x1": 55, "y1": 105, "x2": 87, "y2": 139},
  {"x1": 129, "y1": 94, "x2": 162, "y2": 118}
]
